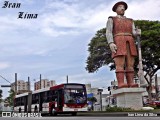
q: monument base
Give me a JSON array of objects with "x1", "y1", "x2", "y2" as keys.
[{"x1": 112, "y1": 88, "x2": 146, "y2": 110}]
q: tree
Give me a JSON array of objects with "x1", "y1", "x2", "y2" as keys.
[
  {"x1": 87, "y1": 97, "x2": 97, "y2": 111},
  {"x1": 135, "y1": 20, "x2": 160, "y2": 101},
  {"x1": 5, "y1": 89, "x2": 15, "y2": 106},
  {"x1": 86, "y1": 28, "x2": 116, "y2": 73},
  {"x1": 86, "y1": 20, "x2": 160, "y2": 101}
]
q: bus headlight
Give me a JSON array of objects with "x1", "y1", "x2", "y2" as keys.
[
  {"x1": 84, "y1": 104, "x2": 88, "y2": 108},
  {"x1": 64, "y1": 104, "x2": 67, "y2": 108}
]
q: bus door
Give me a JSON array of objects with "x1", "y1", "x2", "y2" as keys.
[
  {"x1": 39, "y1": 93, "x2": 43, "y2": 112},
  {"x1": 24, "y1": 96, "x2": 28, "y2": 112},
  {"x1": 57, "y1": 89, "x2": 63, "y2": 111}
]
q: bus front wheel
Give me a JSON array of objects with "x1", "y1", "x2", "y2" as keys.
[
  {"x1": 50, "y1": 108, "x2": 57, "y2": 116},
  {"x1": 19, "y1": 108, "x2": 21, "y2": 113},
  {"x1": 72, "y1": 112, "x2": 77, "y2": 116}
]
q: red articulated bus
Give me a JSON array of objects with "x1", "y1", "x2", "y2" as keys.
[{"x1": 14, "y1": 83, "x2": 88, "y2": 116}]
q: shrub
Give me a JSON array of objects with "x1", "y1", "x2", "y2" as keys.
[{"x1": 106, "y1": 106, "x2": 133, "y2": 112}]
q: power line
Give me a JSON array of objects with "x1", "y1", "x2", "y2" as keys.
[{"x1": 0, "y1": 75, "x2": 11, "y2": 84}]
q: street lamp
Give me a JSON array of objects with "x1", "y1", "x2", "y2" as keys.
[
  {"x1": 136, "y1": 29, "x2": 147, "y2": 87},
  {"x1": 97, "y1": 88, "x2": 103, "y2": 111},
  {"x1": 154, "y1": 74, "x2": 159, "y2": 100}
]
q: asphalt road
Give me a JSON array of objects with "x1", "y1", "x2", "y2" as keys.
[
  {"x1": 0, "y1": 117, "x2": 160, "y2": 120},
  {"x1": 0, "y1": 112, "x2": 160, "y2": 120}
]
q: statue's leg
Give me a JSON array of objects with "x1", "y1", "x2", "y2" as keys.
[
  {"x1": 126, "y1": 42, "x2": 138, "y2": 87},
  {"x1": 114, "y1": 56, "x2": 128, "y2": 88}
]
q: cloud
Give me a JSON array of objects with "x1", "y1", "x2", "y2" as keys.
[
  {"x1": 126, "y1": 0, "x2": 160, "y2": 20},
  {"x1": 39, "y1": 0, "x2": 160, "y2": 37},
  {"x1": 48, "y1": 66, "x2": 116, "y2": 88},
  {"x1": 38, "y1": 0, "x2": 113, "y2": 36},
  {"x1": 1, "y1": 0, "x2": 159, "y2": 37},
  {"x1": 1, "y1": 0, "x2": 159, "y2": 39},
  {"x1": 0, "y1": 62, "x2": 10, "y2": 70}
]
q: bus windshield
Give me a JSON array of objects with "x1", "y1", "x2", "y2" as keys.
[{"x1": 64, "y1": 88, "x2": 86, "y2": 104}]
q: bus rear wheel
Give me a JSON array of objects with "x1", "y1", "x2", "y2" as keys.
[
  {"x1": 50, "y1": 112, "x2": 57, "y2": 116},
  {"x1": 50, "y1": 108, "x2": 57, "y2": 116},
  {"x1": 19, "y1": 108, "x2": 21, "y2": 113}
]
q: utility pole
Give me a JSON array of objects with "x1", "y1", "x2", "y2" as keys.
[
  {"x1": 1, "y1": 85, "x2": 11, "y2": 87},
  {"x1": 155, "y1": 74, "x2": 159, "y2": 100},
  {"x1": 136, "y1": 27, "x2": 146, "y2": 87},
  {"x1": 40, "y1": 74, "x2": 42, "y2": 89},
  {"x1": 98, "y1": 89, "x2": 103, "y2": 111},
  {"x1": 66, "y1": 75, "x2": 68, "y2": 84},
  {"x1": 15, "y1": 73, "x2": 17, "y2": 94},
  {"x1": 0, "y1": 74, "x2": 18, "y2": 92},
  {"x1": 28, "y1": 76, "x2": 30, "y2": 91}
]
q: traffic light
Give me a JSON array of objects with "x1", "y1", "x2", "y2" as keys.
[{"x1": 108, "y1": 86, "x2": 110, "y2": 91}]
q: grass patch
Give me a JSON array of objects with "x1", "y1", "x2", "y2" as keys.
[
  {"x1": 106, "y1": 106, "x2": 133, "y2": 112},
  {"x1": 105, "y1": 106, "x2": 160, "y2": 112}
]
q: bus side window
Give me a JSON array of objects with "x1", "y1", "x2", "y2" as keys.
[
  {"x1": 50, "y1": 91, "x2": 54, "y2": 101},
  {"x1": 17, "y1": 98, "x2": 20, "y2": 106},
  {"x1": 36, "y1": 94, "x2": 39, "y2": 103},
  {"x1": 14, "y1": 100, "x2": 16, "y2": 107},
  {"x1": 47, "y1": 91, "x2": 51, "y2": 102},
  {"x1": 55, "y1": 91, "x2": 58, "y2": 95},
  {"x1": 21, "y1": 97, "x2": 24, "y2": 105},
  {"x1": 14, "y1": 98, "x2": 17, "y2": 107},
  {"x1": 42, "y1": 92, "x2": 46, "y2": 103},
  {"x1": 32, "y1": 94, "x2": 39, "y2": 104}
]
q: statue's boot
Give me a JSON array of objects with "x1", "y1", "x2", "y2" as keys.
[
  {"x1": 126, "y1": 70, "x2": 138, "y2": 88},
  {"x1": 116, "y1": 71, "x2": 128, "y2": 88}
]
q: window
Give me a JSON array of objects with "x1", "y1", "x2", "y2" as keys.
[
  {"x1": 64, "y1": 88, "x2": 86, "y2": 104},
  {"x1": 51, "y1": 90, "x2": 57, "y2": 102},
  {"x1": 15, "y1": 98, "x2": 21, "y2": 106},
  {"x1": 21, "y1": 97, "x2": 24, "y2": 105},
  {"x1": 42, "y1": 91, "x2": 54, "y2": 103},
  {"x1": 32, "y1": 94, "x2": 39, "y2": 104}
]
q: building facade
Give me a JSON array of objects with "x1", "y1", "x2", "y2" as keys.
[
  {"x1": 34, "y1": 79, "x2": 56, "y2": 90},
  {"x1": 11, "y1": 80, "x2": 30, "y2": 94}
]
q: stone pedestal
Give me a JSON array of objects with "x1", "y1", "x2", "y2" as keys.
[{"x1": 112, "y1": 88, "x2": 146, "y2": 110}]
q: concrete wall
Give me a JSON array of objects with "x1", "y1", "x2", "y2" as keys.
[{"x1": 0, "y1": 102, "x2": 12, "y2": 111}]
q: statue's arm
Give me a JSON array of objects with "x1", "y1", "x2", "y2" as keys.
[
  {"x1": 106, "y1": 18, "x2": 117, "y2": 53},
  {"x1": 106, "y1": 18, "x2": 114, "y2": 44}
]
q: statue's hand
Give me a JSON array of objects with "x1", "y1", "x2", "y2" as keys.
[
  {"x1": 109, "y1": 43, "x2": 117, "y2": 53},
  {"x1": 136, "y1": 28, "x2": 141, "y2": 36}
]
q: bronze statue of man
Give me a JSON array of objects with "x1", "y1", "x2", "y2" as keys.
[{"x1": 106, "y1": 1, "x2": 141, "y2": 88}]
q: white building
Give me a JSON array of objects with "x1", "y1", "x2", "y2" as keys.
[
  {"x1": 91, "y1": 88, "x2": 99, "y2": 96},
  {"x1": 11, "y1": 80, "x2": 30, "y2": 94},
  {"x1": 85, "y1": 83, "x2": 110, "y2": 111},
  {"x1": 34, "y1": 79, "x2": 56, "y2": 90},
  {"x1": 85, "y1": 83, "x2": 99, "y2": 97},
  {"x1": 0, "y1": 101, "x2": 12, "y2": 111},
  {"x1": 94, "y1": 94, "x2": 110, "y2": 111},
  {"x1": 85, "y1": 84, "x2": 92, "y2": 94}
]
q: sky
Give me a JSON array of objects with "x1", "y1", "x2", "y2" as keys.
[{"x1": 0, "y1": 0, "x2": 159, "y2": 99}]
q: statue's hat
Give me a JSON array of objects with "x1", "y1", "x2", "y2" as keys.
[{"x1": 112, "y1": 1, "x2": 128, "y2": 12}]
